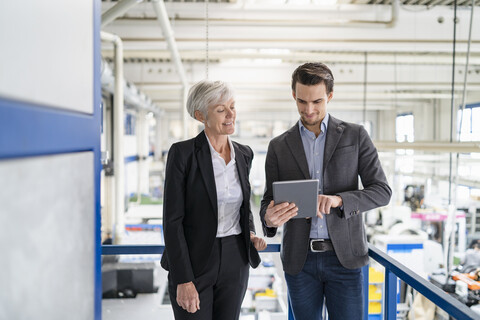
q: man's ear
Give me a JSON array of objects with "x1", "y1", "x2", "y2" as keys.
[
  {"x1": 327, "y1": 91, "x2": 334, "y2": 103},
  {"x1": 194, "y1": 110, "x2": 205, "y2": 123},
  {"x1": 292, "y1": 90, "x2": 296, "y2": 101}
]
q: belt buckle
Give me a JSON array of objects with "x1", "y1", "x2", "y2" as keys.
[{"x1": 310, "y1": 239, "x2": 325, "y2": 252}]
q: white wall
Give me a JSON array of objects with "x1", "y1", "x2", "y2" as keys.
[{"x1": 0, "y1": 1, "x2": 93, "y2": 113}]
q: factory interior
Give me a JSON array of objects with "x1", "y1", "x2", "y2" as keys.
[{"x1": 1, "y1": 0, "x2": 480, "y2": 319}]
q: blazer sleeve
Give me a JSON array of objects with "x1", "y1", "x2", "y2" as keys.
[
  {"x1": 337, "y1": 126, "x2": 392, "y2": 219},
  {"x1": 260, "y1": 141, "x2": 279, "y2": 237},
  {"x1": 163, "y1": 143, "x2": 195, "y2": 285}
]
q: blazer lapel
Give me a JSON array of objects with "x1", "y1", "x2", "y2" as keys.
[
  {"x1": 285, "y1": 122, "x2": 310, "y2": 179},
  {"x1": 323, "y1": 116, "x2": 345, "y2": 170},
  {"x1": 195, "y1": 131, "x2": 218, "y2": 217},
  {"x1": 233, "y1": 143, "x2": 250, "y2": 207}
]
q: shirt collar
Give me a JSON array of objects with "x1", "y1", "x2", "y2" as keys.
[
  {"x1": 204, "y1": 131, "x2": 236, "y2": 161},
  {"x1": 298, "y1": 113, "x2": 330, "y2": 135}
]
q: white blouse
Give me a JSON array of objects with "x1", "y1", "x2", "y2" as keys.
[{"x1": 205, "y1": 133, "x2": 243, "y2": 238}]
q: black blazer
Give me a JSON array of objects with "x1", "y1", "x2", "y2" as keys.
[{"x1": 161, "y1": 131, "x2": 261, "y2": 285}]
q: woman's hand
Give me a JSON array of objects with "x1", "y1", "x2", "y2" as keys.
[
  {"x1": 176, "y1": 281, "x2": 200, "y2": 313},
  {"x1": 250, "y1": 232, "x2": 267, "y2": 251}
]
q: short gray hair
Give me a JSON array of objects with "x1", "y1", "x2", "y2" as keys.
[{"x1": 186, "y1": 80, "x2": 235, "y2": 120}]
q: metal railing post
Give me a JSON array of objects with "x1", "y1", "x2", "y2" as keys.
[
  {"x1": 384, "y1": 269, "x2": 398, "y2": 319},
  {"x1": 362, "y1": 264, "x2": 370, "y2": 320}
]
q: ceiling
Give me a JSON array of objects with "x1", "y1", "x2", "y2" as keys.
[{"x1": 100, "y1": 0, "x2": 480, "y2": 117}]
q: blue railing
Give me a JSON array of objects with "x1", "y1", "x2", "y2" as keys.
[
  {"x1": 366, "y1": 244, "x2": 479, "y2": 320},
  {"x1": 102, "y1": 243, "x2": 480, "y2": 320}
]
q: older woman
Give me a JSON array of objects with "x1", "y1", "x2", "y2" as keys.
[{"x1": 161, "y1": 80, "x2": 267, "y2": 320}]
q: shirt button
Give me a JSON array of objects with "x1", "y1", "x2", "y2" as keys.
[
  {"x1": 316, "y1": 170, "x2": 319, "y2": 174},
  {"x1": 315, "y1": 153, "x2": 319, "y2": 156}
]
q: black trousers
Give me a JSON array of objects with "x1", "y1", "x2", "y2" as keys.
[{"x1": 168, "y1": 234, "x2": 250, "y2": 320}]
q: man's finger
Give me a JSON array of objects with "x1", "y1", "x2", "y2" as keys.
[
  {"x1": 279, "y1": 211, "x2": 297, "y2": 225},
  {"x1": 274, "y1": 208, "x2": 297, "y2": 224},
  {"x1": 273, "y1": 202, "x2": 291, "y2": 214},
  {"x1": 319, "y1": 204, "x2": 326, "y2": 214},
  {"x1": 319, "y1": 199, "x2": 328, "y2": 215},
  {"x1": 325, "y1": 198, "x2": 333, "y2": 214},
  {"x1": 325, "y1": 202, "x2": 332, "y2": 214},
  {"x1": 268, "y1": 204, "x2": 297, "y2": 227},
  {"x1": 278, "y1": 204, "x2": 297, "y2": 217}
]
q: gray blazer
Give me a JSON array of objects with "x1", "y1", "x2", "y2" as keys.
[{"x1": 260, "y1": 115, "x2": 391, "y2": 274}]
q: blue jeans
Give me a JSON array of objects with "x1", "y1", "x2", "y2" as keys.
[{"x1": 284, "y1": 250, "x2": 364, "y2": 320}]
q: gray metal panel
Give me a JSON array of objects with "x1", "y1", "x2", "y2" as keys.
[{"x1": 0, "y1": 152, "x2": 94, "y2": 320}]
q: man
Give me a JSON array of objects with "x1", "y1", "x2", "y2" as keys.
[
  {"x1": 260, "y1": 62, "x2": 391, "y2": 320},
  {"x1": 462, "y1": 243, "x2": 480, "y2": 270}
]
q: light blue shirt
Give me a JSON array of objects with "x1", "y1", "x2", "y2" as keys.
[{"x1": 298, "y1": 113, "x2": 330, "y2": 239}]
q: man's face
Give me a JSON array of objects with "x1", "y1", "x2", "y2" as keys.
[{"x1": 293, "y1": 82, "x2": 333, "y2": 129}]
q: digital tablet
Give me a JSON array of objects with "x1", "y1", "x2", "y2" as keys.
[{"x1": 272, "y1": 179, "x2": 319, "y2": 219}]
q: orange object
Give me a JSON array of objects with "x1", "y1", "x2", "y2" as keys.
[{"x1": 452, "y1": 273, "x2": 480, "y2": 290}]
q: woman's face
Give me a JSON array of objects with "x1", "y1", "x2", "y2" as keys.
[{"x1": 203, "y1": 98, "x2": 236, "y2": 136}]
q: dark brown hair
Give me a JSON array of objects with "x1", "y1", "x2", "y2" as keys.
[{"x1": 291, "y1": 62, "x2": 334, "y2": 94}]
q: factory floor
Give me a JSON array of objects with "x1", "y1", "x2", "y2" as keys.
[{"x1": 102, "y1": 263, "x2": 174, "y2": 320}]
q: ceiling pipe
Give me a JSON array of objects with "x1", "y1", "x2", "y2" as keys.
[
  {"x1": 100, "y1": 0, "x2": 162, "y2": 114},
  {"x1": 166, "y1": 0, "x2": 399, "y2": 28},
  {"x1": 152, "y1": 0, "x2": 189, "y2": 139},
  {"x1": 101, "y1": 0, "x2": 144, "y2": 28},
  {"x1": 101, "y1": 31, "x2": 126, "y2": 245}
]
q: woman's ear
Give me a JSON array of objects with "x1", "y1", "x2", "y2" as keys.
[{"x1": 194, "y1": 110, "x2": 205, "y2": 123}]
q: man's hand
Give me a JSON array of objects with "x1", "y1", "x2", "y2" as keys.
[
  {"x1": 176, "y1": 281, "x2": 200, "y2": 313},
  {"x1": 250, "y1": 232, "x2": 267, "y2": 251},
  {"x1": 264, "y1": 201, "x2": 298, "y2": 227},
  {"x1": 317, "y1": 195, "x2": 343, "y2": 219}
]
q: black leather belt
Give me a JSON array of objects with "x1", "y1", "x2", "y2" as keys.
[{"x1": 310, "y1": 239, "x2": 334, "y2": 252}]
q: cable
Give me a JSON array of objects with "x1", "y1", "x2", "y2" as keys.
[
  {"x1": 448, "y1": 0, "x2": 458, "y2": 204},
  {"x1": 457, "y1": 0, "x2": 475, "y2": 141},
  {"x1": 205, "y1": 0, "x2": 209, "y2": 80},
  {"x1": 363, "y1": 52, "x2": 368, "y2": 125},
  {"x1": 446, "y1": 0, "x2": 458, "y2": 284}
]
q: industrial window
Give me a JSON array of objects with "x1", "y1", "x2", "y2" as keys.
[
  {"x1": 125, "y1": 113, "x2": 136, "y2": 136},
  {"x1": 459, "y1": 104, "x2": 480, "y2": 141},
  {"x1": 396, "y1": 113, "x2": 414, "y2": 143}
]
